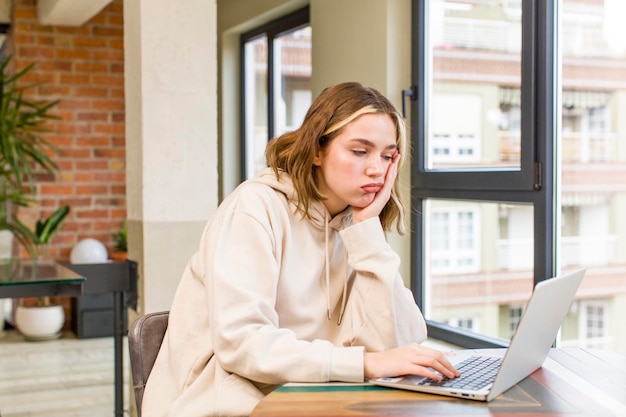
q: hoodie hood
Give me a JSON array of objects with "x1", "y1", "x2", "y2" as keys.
[
  {"x1": 249, "y1": 167, "x2": 351, "y2": 324},
  {"x1": 250, "y1": 168, "x2": 351, "y2": 230}
]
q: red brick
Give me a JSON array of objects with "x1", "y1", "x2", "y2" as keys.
[
  {"x1": 56, "y1": 48, "x2": 91, "y2": 60},
  {"x1": 14, "y1": 33, "x2": 35, "y2": 44},
  {"x1": 75, "y1": 62, "x2": 108, "y2": 72},
  {"x1": 94, "y1": 124, "x2": 125, "y2": 135},
  {"x1": 94, "y1": 172, "x2": 125, "y2": 182},
  {"x1": 77, "y1": 112, "x2": 109, "y2": 122},
  {"x1": 39, "y1": 85, "x2": 71, "y2": 95},
  {"x1": 76, "y1": 186, "x2": 108, "y2": 195},
  {"x1": 93, "y1": 50, "x2": 124, "y2": 61},
  {"x1": 93, "y1": 74, "x2": 124, "y2": 86},
  {"x1": 76, "y1": 209, "x2": 109, "y2": 219},
  {"x1": 39, "y1": 60, "x2": 73, "y2": 71},
  {"x1": 18, "y1": 46, "x2": 55, "y2": 59},
  {"x1": 76, "y1": 161, "x2": 109, "y2": 170},
  {"x1": 95, "y1": 148, "x2": 125, "y2": 158},
  {"x1": 76, "y1": 136, "x2": 110, "y2": 146},
  {"x1": 74, "y1": 37, "x2": 107, "y2": 48},
  {"x1": 57, "y1": 99, "x2": 92, "y2": 110},
  {"x1": 94, "y1": 27, "x2": 123, "y2": 37},
  {"x1": 112, "y1": 113, "x2": 125, "y2": 123},
  {"x1": 59, "y1": 198, "x2": 92, "y2": 207},
  {"x1": 74, "y1": 172, "x2": 94, "y2": 182},
  {"x1": 75, "y1": 86, "x2": 109, "y2": 97},
  {"x1": 109, "y1": 15, "x2": 124, "y2": 26},
  {"x1": 93, "y1": 99, "x2": 124, "y2": 111},
  {"x1": 60, "y1": 74, "x2": 91, "y2": 85},
  {"x1": 61, "y1": 148, "x2": 92, "y2": 158},
  {"x1": 40, "y1": 185, "x2": 74, "y2": 194}
]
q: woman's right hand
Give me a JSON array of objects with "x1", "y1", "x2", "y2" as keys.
[{"x1": 364, "y1": 343, "x2": 460, "y2": 381}]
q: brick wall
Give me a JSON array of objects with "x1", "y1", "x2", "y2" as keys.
[{"x1": 8, "y1": 0, "x2": 126, "y2": 262}]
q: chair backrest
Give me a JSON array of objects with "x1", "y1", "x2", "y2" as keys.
[{"x1": 128, "y1": 310, "x2": 169, "y2": 417}]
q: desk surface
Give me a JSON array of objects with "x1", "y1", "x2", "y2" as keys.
[{"x1": 251, "y1": 348, "x2": 626, "y2": 417}]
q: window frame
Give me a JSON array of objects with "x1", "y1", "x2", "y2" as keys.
[
  {"x1": 409, "y1": 0, "x2": 558, "y2": 348},
  {"x1": 240, "y1": 6, "x2": 310, "y2": 181}
]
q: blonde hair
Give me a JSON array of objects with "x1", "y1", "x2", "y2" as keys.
[{"x1": 266, "y1": 82, "x2": 407, "y2": 234}]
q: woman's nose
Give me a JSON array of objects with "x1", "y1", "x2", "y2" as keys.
[{"x1": 365, "y1": 157, "x2": 384, "y2": 176}]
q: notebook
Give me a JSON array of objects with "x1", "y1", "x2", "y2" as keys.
[{"x1": 371, "y1": 268, "x2": 586, "y2": 402}]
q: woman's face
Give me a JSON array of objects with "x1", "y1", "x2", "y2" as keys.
[{"x1": 314, "y1": 113, "x2": 398, "y2": 217}]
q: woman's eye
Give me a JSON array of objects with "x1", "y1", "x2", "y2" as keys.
[
  {"x1": 382, "y1": 154, "x2": 393, "y2": 161},
  {"x1": 352, "y1": 150, "x2": 367, "y2": 156}
]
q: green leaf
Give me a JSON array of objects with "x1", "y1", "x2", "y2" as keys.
[{"x1": 36, "y1": 205, "x2": 70, "y2": 244}]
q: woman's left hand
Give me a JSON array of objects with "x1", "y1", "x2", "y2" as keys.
[{"x1": 352, "y1": 151, "x2": 400, "y2": 224}]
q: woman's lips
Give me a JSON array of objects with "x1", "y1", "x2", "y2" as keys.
[{"x1": 361, "y1": 184, "x2": 383, "y2": 193}]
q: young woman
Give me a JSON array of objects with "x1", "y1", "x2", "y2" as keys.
[{"x1": 142, "y1": 82, "x2": 459, "y2": 417}]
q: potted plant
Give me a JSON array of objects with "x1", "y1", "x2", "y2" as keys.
[
  {"x1": 0, "y1": 56, "x2": 65, "y2": 340},
  {"x1": 13, "y1": 205, "x2": 71, "y2": 340},
  {"x1": 0, "y1": 56, "x2": 61, "y2": 257},
  {"x1": 13, "y1": 205, "x2": 70, "y2": 258},
  {"x1": 110, "y1": 222, "x2": 127, "y2": 261}
]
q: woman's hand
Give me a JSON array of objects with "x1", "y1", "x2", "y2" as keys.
[
  {"x1": 364, "y1": 343, "x2": 460, "y2": 381},
  {"x1": 352, "y1": 151, "x2": 401, "y2": 224}
]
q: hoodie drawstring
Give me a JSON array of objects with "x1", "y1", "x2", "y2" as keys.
[
  {"x1": 325, "y1": 210, "x2": 331, "y2": 321},
  {"x1": 325, "y1": 210, "x2": 349, "y2": 325}
]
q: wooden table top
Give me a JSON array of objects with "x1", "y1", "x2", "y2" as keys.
[{"x1": 251, "y1": 348, "x2": 626, "y2": 417}]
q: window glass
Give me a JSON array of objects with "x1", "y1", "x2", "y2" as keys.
[
  {"x1": 243, "y1": 35, "x2": 268, "y2": 177},
  {"x1": 558, "y1": 0, "x2": 626, "y2": 350},
  {"x1": 425, "y1": 199, "x2": 534, "y2": 342},
  {"x1": 427, "y1": 0, "x2": 522, "y2": 170},
  {"x1": 273, "y1": 26, "x2": 312, "y2": 138}
]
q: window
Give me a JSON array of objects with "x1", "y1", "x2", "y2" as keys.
[
  {"x1": 560, "y1": 299, "x2": 610, "y2": 348},
  {"x1": 410, "y1": 0, "x2": 626, "y2": 351},
  {"x1": 241, "y1": 7, "x2": 311, "y2": 180},
  {"x1": 583, "y1": 302, "x2": 607, "y2": 340},
  {"x1": 508, "y1": 306, "x2": 523, "y2": 338},
  {"x1": 446, "y1": 317, "x2": 477, "y2": 332},
  {"x1": 428, "y1": 203, "x2": 480, "y2": 274}
]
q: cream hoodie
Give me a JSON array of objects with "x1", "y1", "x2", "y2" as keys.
[{"x1": 142, "y1": 168, "x2": 427, "y2": 417}]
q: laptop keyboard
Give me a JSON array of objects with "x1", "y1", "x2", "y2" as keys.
[{"x1": 418, "y1": 355, "x2": 502, "y2": 391}]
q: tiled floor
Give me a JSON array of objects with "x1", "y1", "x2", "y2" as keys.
[{"x1": 0, "y1": 328, "x2": 130, "y2": 417}]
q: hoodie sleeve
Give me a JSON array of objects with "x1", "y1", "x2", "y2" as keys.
[{"x1": 339, "y1": 217, "x2": 428, "y2": 351}]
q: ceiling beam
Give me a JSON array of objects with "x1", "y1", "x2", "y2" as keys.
[{"x1": 37, "y1": 0, "x2": 113, "y2": 26}]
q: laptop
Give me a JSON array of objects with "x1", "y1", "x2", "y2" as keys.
[{"x1": 371, "y1": 268, "x2": 586, "y2": 402}]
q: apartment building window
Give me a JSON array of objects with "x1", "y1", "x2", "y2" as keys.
[
  {"x1": 428, "y1": 204, "x2": 480, "y2": 274},
  {"x1": 241, "y1": 7, "x2": 311, "y2": 180},
  {"x1": 430, "y1": 94, "x2": 481, "y2": 165},
  {"x1": 582, "y1": 301, "x2": 607, "y2": 340},
  {"x1": 410, "y1": 0, "x2": 626, "y2": 351},
  {"x1": 508, "y1": 306, "x2": 523, "y2": 338},
  {"x1": 447, "y1": 317, "x2": 477, "y2": 332}
]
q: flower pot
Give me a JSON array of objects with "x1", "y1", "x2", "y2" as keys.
[
  {"x1": 15, "y1": 304, "x2": 65, "y2": 341},
  {"x1": 110, "y1": 251, "x2": 128, "y2": 261}
]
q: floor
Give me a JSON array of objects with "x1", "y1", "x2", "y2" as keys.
[{"x1": 0, "y1": 328, "x2": 130, "y2": 417}]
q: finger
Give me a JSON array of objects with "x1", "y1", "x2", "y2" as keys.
[
  {"x1": 412, "y1": 367, "x2": 445, "y2": 381},
  {"x1": 386, "y1": 152, "x2": 400, "y2": 181},
  {"x1": 411, "y1": 345, "x2": 459, "y2": 379},
  {"x1": 430, "y1": 360, "x2": 460, "y2": 379}
]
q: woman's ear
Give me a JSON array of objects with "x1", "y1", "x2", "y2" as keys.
[{"x1": 313, "y1": 149, "x2": 323, "y2": 167}]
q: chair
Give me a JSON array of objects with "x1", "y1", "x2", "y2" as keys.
[{"x1": 128, "y1": 310, "x2": 169, "y2": 417}]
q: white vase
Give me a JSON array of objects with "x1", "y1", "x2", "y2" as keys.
[
  {"x1": 15, "y1": 305, "x2": 65, "y2": 341},
  {"x1": 0, "y1": 229, "x2": 13, "y2": 259},
  {"x1": 0, "y1": 298, "x2": 5, "y2": 338}
]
